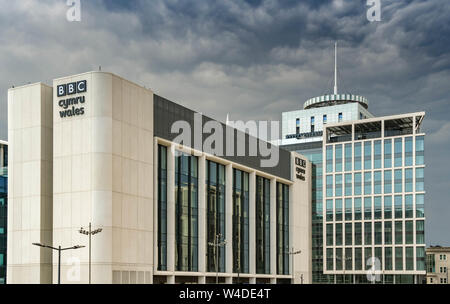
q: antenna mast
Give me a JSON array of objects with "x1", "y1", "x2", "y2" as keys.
[{"x1": 334, "y1": 42, "x2": 338, "y2": 95}]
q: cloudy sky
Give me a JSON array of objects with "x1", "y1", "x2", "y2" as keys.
[{"x1": 0, "y1": 0, "x2": 449, "y2": 245}]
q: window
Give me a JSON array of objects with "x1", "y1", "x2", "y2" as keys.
[
  {"x1": 256, "y1": 176, "x2": 271, "y2": 274},
  {"x1": 344, "y1": 144, "x2": 352, "y2": 171},
  {"x1": 311, "y1": 117, "x2": 315, "y2": 133},
  {"x1": 364, "y1": 141, "x2": 372, "y2": 170},
  {"x1": 335, "y1": 145, "x2": 342, "y2": 172},
  {"x1": 385, "y1": 221, "x2": 392, "y2": 245},
  {"x1": 206, "y1": 160, "x2": 226, "y2": 273},
  {"x1": 323, "y1": 115, "x2": 327, "y2": 124},
  {"x1": 326, "y1": 146, "x2": 333, "y2": 173},
  {"x1": 326, "y1": 224, "x2": 333, "y2": 246},
  {"x1": 416, "y1": 220, "x2": 425, "y2": 244},
  {"x1": 394, "y1": 138, "x2": 403, "y2": 167},
  {"x1": 395, "y1": 221, "x2": 403, "y2": 244},
  {"x1": 335, "y1": 175, "x2": 342, "y2": 197},
  {"x1": 375, "y1": 222, "x2": 382, "y2": 245},
  {"x1": 354, "y1": 143, "x2": 362, "y2": 170},
  {"x1": 406, "y1": 247, "x2": 414, "y2": 270},
  {"x1": 416, "y1": 136, "x2": 424, "y2": 165},
  {"x1": 374, "y1": 140, "x2": 382, "y2": 169},
  {"x1": 374, "y1": 171, "x2": 382, "y2": 194},
  {"x1": 326, "y1": 199, "x2": 333, "y2": 222},
  {"x1": 395, "y1": 195, "x2": 403, "y2": 219},
  {"x1": 416, "y1": 194, "x2": 425, "y2": 218},
  {"x1": 338, "y1": 112, "x2": 343, "y2": 122},
  {"x1": 296, "y1": 118, "x2": 300, "y2": 134},
  {"x1": 345, "y1": 174, "x2": 352, "y2": 196},
  {"x1": 326, "y1": 248, "x2": 334, "y2": 271},
  {"x1": 384, "y1": 170, "x2": 392, "y2": 194},
  {"x1": 364, "y1": 172, "x2": 372, "y2": 195},
  {"x1": 336, "y1": 223, "x2": 343, "y2": 246},
  {"x1": 364, "y1": 197, "x2": 372, "y2": 220},
  {"x1": 355, "y1": 248, "x2": 362, "y2": 270},
  {"x1": 354, "y1": 198, "x2": 362, "y2": 221},
  {"x1": 157, "y1": 145, "x2": 168, "y2": 271},
  {"x1": 233, "y1": 169, "x2": 250, "y2": 274},
  {"x1": 374, "y1": 196, "x2": 382, "y2": 219},
  {"x1": 395, "y1": 247, "x2": 403, "y2": 271},
  {"x1": 364, "y1": 222, "x2": 372, "y2": 245},
  {"x1": 175, "y1": 151, "x2": 199, "y2": 272},
  {"x1": 335, "y1": 199, "x2": 342, "y2": 221},
  {"x1": 326, "y1": 175, "x2": 333, "y2": 197},
  {"x1": 276, "y1": 182, "x2": 289, "y2": 275},
  {"x1": 354, "y1": 173, "x2": 362, "y2": 195},
  {"x1": 384, "y1": 196, "x2": 392, "y2": 219},
  {"x1": 417, "y1": 247, "x2": 425, "y2": 271},
  {"x1": 345, "y1": 248, "x2": 352, "y2": 270},
  {"x1": 394, "y1": 169, "x2": 402, "y2": 193},
  {"x1": 405, "y1": 137, "x2": 413, "y2": 166},
  {"x1": 335, "y1": 248, "x2": 343, "y2": 270},
  {"x1": 385, "y1": 247, "x2": 393, "y2": 270},
  {"x1": 345, "y1": 198, "x2": 352, "y2": 221},
  {"x1": 384, "y1": 139, "x2": 392, "y2": 168},
  {"x1": 364, "y1": 247, "x2": 372, "y2": 270},
  {"x1": 416, "y1": 168, "x2": 424, "y2": 192},
  {"x1": 345, "y1": 223, "x2": 352, "y2": 245},
  {"x1": 405, "y1": 195, "x2": 413, "y2": 218},
  {"x1": 355, "y1": 222, "x2": 362, "y2": 245},
  {"x1": 405, "y1": 169, "x2": 413, "y2": 193},
  {"x1": 405, "y1": 221, "x2": 414, "y2": 244}
]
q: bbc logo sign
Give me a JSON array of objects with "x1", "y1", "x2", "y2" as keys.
[
  {"x1": 57, "y1": 80, "x2": 87, "y2": 97},
  {"x1": 295, "y1": 157, "x2": 306, "y2": 168}
]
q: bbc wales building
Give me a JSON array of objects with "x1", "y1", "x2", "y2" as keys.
[{"x1": 7, "y1": 71, "x2": 312, "y2": 284}]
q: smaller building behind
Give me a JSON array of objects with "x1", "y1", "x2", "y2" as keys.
[{"x1": 427, "y1": 246, "x2": 450, "y2": 284}]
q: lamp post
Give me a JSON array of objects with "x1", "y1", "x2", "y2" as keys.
[
  {"x1": 32, "y1": 243, "x2": 85, "y2": 284},
  {"x1": 285, "y1": 248, "x2": 301, "y2": 284},
  {"x1": 208, "y1": 233, "x2": 227, "y2": 284},
  {"x1": 79, "y1": 222, "x2": 103, "y2": 284}
]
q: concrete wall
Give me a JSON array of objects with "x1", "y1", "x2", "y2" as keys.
[
  {"x1": 290, "y1": 151, "x2": 312, "y2": 283},
  {"x1": 7, "y1": 83, "x2": 53, "y2": 284},
  {"x1": 52, "y1": 72, "x2": 154, "y2": 283}
]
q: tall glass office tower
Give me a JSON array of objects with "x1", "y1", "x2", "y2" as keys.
[
  {"x1": 280, "y1": 94, "x2": 373, "y2": 283},
  {"x1": 323, "y1": 113, "x2": 426, "y2": 284}
]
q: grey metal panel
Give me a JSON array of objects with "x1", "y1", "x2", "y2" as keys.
[
  {"x1": 154, "y1": 95, "x2": 291, "y2": 180},
  {"x1": 280, "y1": 141, "x2": 323, "y2": 152}
]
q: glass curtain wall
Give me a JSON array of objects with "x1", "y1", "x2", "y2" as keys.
[
  {"x1": 175, "y1": 151, "x2": 199, "y2": 272},
  {"x1": 233, "y1": 169, "x2": 249, "y2": 274},
  {"x1": 206, "y1": 160, "x2": 226, "y2": 273}
]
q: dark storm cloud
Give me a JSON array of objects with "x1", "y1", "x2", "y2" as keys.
[{"x1": 0, "y1": 0, "x2": 449, "y2": 245}]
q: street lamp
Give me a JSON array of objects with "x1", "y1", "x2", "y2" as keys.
[
  {"x1": 32, "y1": 243, "x2": 85, "y2": 284},
  {"x1": 79, "y1": 222, "x2": 103, "y2": 284},
  {"x1": 208, "y1": 233, "x2": 227, "y2": 284},
  {"x1": 285, "y1": 247, "x2": 301, "y2": 284}
]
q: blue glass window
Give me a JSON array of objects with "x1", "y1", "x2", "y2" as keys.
[
  {"x1": 384, "y1": 139, "x2": 392, "y2": 168},
  {"x1": 364, "y1": 141, "x2": 372, "y2": 170},
  {"x1": 416, "y1": 168, "x2": 424, "y2": 191},
  {"x1": 354, "y1": 143, "x2": 362, "y2": 170},
  {"x1": 416, "y1": 136, "x2": 424, "y2": 165},
  {"x1": 394, "y1": 138, "x2": 403, "y2": 167}
]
